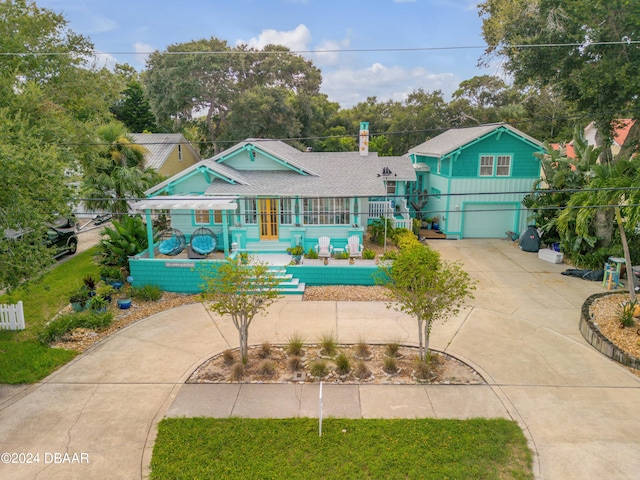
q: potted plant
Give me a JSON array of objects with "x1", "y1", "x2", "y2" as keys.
[
  {"x1": 69, "y1": 287, "x2": 90, "y2": 312},
  {"x1": 116, "y1": 286, "x2": 132, "y2": 310},
  {"x1": 100, "y1": 266, "x2": 123, "y2": 288},
  {"x1": 239, "y1": 252, "x2": 249, "y2": 265},
  {"x1": 286, "y1": 245, "x2": 304, "y2": 264},
  {"x1": 431, "y1": 216, "x2": 440, "y2": 231},
  {"x1": 422, "y1": 217, "x2": 432, "y2": 230},
  {"x1": 95, "y1": 283, "x2": 115, "y2": 303},
  {"x1": 83, "y1": 275, "x2": 97, "y2": 292},
  {"x1": 88, "y1": 295, "x2": 109, "y2": 313}
]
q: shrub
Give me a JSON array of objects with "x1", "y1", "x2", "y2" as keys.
[
  {"x1": 131, "y1": 284, "x2": 163, "y2": 302},
  {"x1": 286, "y1": 332, "x2": 305, "y2": 357},
  {"x1": 354, "y1": 360, "x2": 371, "y2": 379},
  {"x1": 310, "y1": 359, "x2": 328, "y2": 378},
  {"x1": 319, "y1": 331, "x2": 338, "y2": 357},
  {"x1": 414, "y1": 359, "x2": 431, "y2": 381},
  {"x1": 287, "y1": 355, "x2": 303, "y2": 372},
  {"x1": 620, "y1": 300, "x2": 638, "y2": 328},
  {"x1": 362, "y1": 248, "x2": 376, "y2": 260},
  {"x1": 394, "y1": 229, "x2": 422, "y2": 251},
  {"x1": 69, "y1": 286, "x2": 90, "y2": 304},
  {"x1": 229, "y1": 362, "x2": 245, "y2": 381},
  {"x1": 354, "y1": 338, "x2": 371, "y2": 358},
  {"x1": 222, "y1": 349, "x2": 236, "y2": 366},
  {"x1": 335, "y1": 353, "x2": 351, "y2": 375},
  {"x1": 383, "y1": 356, "x2": 398, "y2": 374},
  {"x1": 39, "y1": 310, "x2": 114, "y2": 345},
  {"x1": 385, "y1": 341, "x2": 400, "y2": 358},
  {"x1": 306, "y1": 247, "x2": 319, "y2": 260},
  {"x1": 258, "y1": 341, "x2": 272, "y2": 359},
  {"x1": 257, "y1": 359, "x2": 276, "y2": 377}
]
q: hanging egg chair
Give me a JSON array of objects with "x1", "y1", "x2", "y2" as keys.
[
  {"x1": 189, "y1": 227, "x2": 217, "y2": 255},
  {"x1": 158, "y1": 228, "x2": 186, "y2": 256}
]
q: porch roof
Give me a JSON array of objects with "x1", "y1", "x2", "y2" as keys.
[{"x1": 131, "y1": 196, "x2": 238, "y2": 211}]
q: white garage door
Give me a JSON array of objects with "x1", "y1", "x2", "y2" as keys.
[{"x1": 462, "y1": 203, "x2": 516, "y2": 238}]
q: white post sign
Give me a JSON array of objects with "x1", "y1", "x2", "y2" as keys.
[{"x1": 319, "y1": 381, "x2": 323, "y2": 437}]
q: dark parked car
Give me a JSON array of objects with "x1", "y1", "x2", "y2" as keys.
[
  {"x1": 46, "y1": 224, "x2": 79, "y2": 257},
  {"x1": 4, "y1": 217, "x2": 78, "y2": 258}
]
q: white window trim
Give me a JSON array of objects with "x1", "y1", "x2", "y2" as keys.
[
  {"x1": 479, "y1": 155, "x2": 494, "y2": 177},
  {"x1": 496, "y1": 155, "x2": 511, "y2": 176}
]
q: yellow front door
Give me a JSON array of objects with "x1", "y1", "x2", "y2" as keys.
[{"x1": 258, "y1": 198, "x2": 278, "y2": 240}]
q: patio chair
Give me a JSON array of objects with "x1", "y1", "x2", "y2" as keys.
[
  {"x1": 346, "y1": 235, "x2": 364, "y2": 259},
  {"x1": 314, "y1": 236, "x2": 334, "y2": 259},
  {"x1": 189, "y1": 227, "x2": 217, "y2": 256},
  {"x1": 158, "y1": 228, "x2": 186, "y2": 256}
]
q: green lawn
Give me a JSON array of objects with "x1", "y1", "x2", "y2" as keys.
[
  {"x1": 151, "y1": 417, "x2": 533, "y2": 480},
  {"x1": 0, "y1": 248, "x2": 101, "y2": 383}
]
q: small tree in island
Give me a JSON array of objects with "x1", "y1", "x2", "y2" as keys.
[
  {"x1": 200, "y1": 256, "x2": 281, "y2": 363},
  {"x1": 380, "y1": 244, "x2": 476, "y2": 363}
]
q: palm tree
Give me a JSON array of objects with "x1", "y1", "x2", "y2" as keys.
[
  {"x1": 83, "y1": 121, "x2": 159, "y2": 216},
  {"x1": 558, "y1": 159, "x2": 640, "y2": 301}
]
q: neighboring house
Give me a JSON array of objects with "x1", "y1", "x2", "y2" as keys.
[
  {"x1": 553, "y1": 119, "x2": 636, "y2": 160},
  {"x1": 130, "y1": 133, "x2": 201, "y2": 178},
  {"x1": 407, "y1": 123, "x2": 544, "y2": 239},
  {"x1": 134, "y1": 127, "x2": 416, "y2": 255}
]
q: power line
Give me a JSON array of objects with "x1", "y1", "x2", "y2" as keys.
[{"x1": 1, "y1": 39, "x2": 638, "y2": 57}]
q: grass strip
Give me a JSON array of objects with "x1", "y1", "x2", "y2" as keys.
[
  {"x1": 151, "y1": 417, "x2": 533, "y2": 480},
  {"x1": 0, "y1": 248, "x2": 100, "y2": 383}
]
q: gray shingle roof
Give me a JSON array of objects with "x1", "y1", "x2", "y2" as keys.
[
  {"x1": 408, "y1": 123, "x2": 543, "y2": 157},
  {"x1": 147, "y1": 139, "x2": 416, "y2": 197}
]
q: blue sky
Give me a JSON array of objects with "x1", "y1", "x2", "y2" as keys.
[{"x1": 39, "y1": 0, "x2": 496, "y2": 108}]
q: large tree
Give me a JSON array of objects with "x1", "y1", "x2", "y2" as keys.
[
  {"x1": 478, "y1": 0, "x2": 640, "y2": 153},
  {"x1": 111, "y1": 81, "x2": 158, "y2": 132},
  {"x1": 144, "y1": 39, "x2": 321, "y2": 153},
  {"x1": 200, "y1": 257, "x2": 281, "y2": 363}
]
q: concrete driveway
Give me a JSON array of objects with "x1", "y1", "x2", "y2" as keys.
[{"x1": 1, "y1": 239, "x2": 639, "y2": 479}]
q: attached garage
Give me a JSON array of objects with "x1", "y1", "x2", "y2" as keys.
[{"x1": 462, "y1": 203, "x2": 518, "y2": 238}]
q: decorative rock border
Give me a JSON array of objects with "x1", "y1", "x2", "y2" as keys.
[{"x1": 580, "y1": 292, "x2": 640, "y2": 370}]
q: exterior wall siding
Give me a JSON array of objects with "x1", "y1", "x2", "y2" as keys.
[
  {"x1": 222, "y1": 150, "x2": 291, "y2": 170},
  {"x1": 451, "y1": 133, "x2": 541, "y2": 179},
  {"x1": 128, "y1": 257, "x2": 381, "y2": 292},
  {"x1": 159, "y1": 145, "x2": 200, "y2": 178},
  {"x1": 444, "y1": 177, "x2": 535, "y2": 237}
]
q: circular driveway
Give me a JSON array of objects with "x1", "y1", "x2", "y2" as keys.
[{"x1": 1, "y1": 239, "x2": 639, "y2": 479}]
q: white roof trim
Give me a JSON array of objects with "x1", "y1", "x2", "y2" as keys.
[{"x1": 132, "y1": 196, "x2": 238, "y2": 211}]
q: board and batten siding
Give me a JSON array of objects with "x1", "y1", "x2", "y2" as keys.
[{"x1": 445, "y1": 177, "x2": 534, "y2": 238}]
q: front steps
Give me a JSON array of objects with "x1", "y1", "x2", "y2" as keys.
[{"x1": 270, "y1": 267, "x2": 305, "y2": 295}]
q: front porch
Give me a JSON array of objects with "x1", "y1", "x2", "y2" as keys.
[{"x1": 128, "y1": 251, "x2": 383, "y2": 296}]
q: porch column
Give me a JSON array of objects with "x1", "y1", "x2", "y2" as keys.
[
  {"x1": 222, "y1": 210, "x2": 230, "y2": 255},
  {"x1": 145, "y1": 209, "x2": 154, "y2": 259}
]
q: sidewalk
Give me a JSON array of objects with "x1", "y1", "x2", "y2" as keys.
[{"x1": 0, "y1": 239, "x2": 639, "y2": 479}]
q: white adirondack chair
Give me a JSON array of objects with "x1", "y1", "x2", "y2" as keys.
[
  {"x1": 346, "y1": 235, "x2": 363, "y2": 258},
  {"x1": 314, "y1": 236, "x2": 334, "y2": 259}
]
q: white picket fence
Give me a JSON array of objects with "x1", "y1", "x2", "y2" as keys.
[{"x1": 0, "y1": 301, "x2": 25, "y2": 330}]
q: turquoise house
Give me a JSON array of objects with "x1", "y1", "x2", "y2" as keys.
[
  {"x1": 127, "y1": 129, "x2": 415, "y2": 293},
  {"x1": 407, "y1": 123, "x2": 543, "y2": 239}
]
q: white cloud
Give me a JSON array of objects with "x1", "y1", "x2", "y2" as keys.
[
  {"x1": 133, "y1": 42, "x2": 155, "y2": 68},
  {"x1": 237, "y1": 24, "x2": 312, "y2": 52},
  {"x1": 312, "y1": 33, "x2": 352, "y2": 67},
  {"x1": 321, "y1": 62, "x2": 459, "y2": 108}
]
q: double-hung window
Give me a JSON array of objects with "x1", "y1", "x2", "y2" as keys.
[
  {"x1": 496, "y1": 155, "x2": 511, "y2": 176},
  {"x1": 479, "y1": 156, "x2": 494, "y2": 176},
  {"x1": 479, "y1": 155, "x2": 512, "y2": 177},
  {"x1": 194, "y1": 210, "x2": 211, "y2": 224}
]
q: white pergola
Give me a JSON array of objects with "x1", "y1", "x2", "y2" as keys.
[{"x1": 131, "y1": 196, "x2": 238, "y2": 258}]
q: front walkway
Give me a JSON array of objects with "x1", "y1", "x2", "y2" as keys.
[{"x1": 0, "y1": 240, "x2": 639, "y2": 479}]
